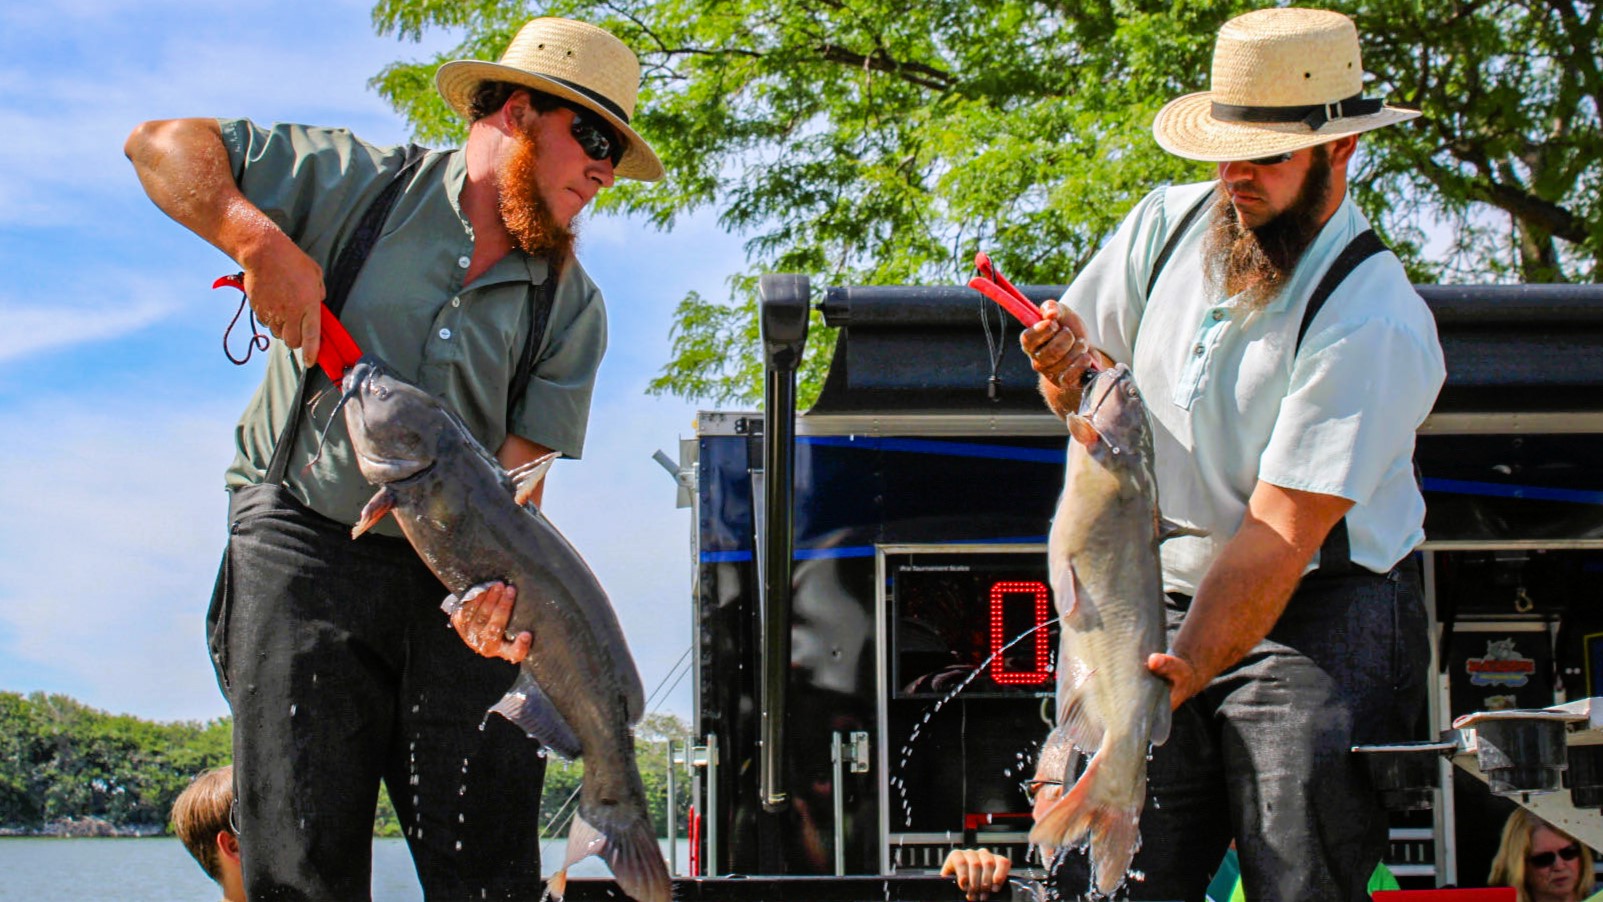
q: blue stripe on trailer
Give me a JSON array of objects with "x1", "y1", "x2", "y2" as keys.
[
  {"x1": 800, "y1": 435, "x2": 1062, "y2": 465},
  {"x1": 1425, "y1": 477, "x2": 1603, "y2": 506},
  {"x1": 700, "y1": 536, "x2": 1050, "y2": 564}
]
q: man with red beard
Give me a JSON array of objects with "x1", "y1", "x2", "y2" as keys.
[
  {"x1": 125, "y1": 18, "x2": 661, "y2": 901},
  {"x1": 1020, "y1": 9, "x2": 1444, "y2": 901}
]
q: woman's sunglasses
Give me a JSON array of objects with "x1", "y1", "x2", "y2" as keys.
[
  {"x1": 1529, "y1": 843, "x2": 1582, "y2": 868},
  {"x1": 568, "y1": 106, "x2": 626, "y2": 168}
]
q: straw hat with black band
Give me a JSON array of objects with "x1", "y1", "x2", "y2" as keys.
[
  {"x1": 436, "y1": 17, "x2": 664, "y2": 182},
  {"x1": 1152, "y1": 7, "x2": 1420, "y2": 163}
]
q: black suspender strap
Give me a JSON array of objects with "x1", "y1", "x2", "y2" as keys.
[
  {"x1": 1296, "y1": 227, "x2": 1390, "y2": 573},
  {"x1": 1295, "y1": 228, "x2": 1386, "y2": 354},
  {"x1": 506, "y1": 273, "x2": 557, "y2": 427},
  {"x1": 263, "y1": 144, "x2": 429, "y2": 485},
  {"x1": 1146, "y1": 189, "x2": 1215, "y2": 300}
]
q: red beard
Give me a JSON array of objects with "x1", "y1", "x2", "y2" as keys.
[{"x1": 497, "y1": 120, "x2": 577, "y2": 268}]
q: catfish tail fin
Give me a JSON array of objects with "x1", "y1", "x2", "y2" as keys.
[{"x1": 564, "y1": 810, "x2": 671, "y2": 902}]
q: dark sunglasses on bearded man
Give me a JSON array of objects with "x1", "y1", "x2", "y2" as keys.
[{"x1": 564, "y1": 104, "x2": 626, "y2": 168}]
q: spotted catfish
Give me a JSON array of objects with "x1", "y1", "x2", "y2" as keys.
[{"x1": 340, "y1": 357, "x2": 669, "y2": 902}]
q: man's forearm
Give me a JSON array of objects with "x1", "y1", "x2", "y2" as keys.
[
  {"x1": 123, "y1": 118, "x2": 282, "y2": 267},
  {"x1": 1163, "y1": 482, "x2": 1353, "y2": 704},
  {"x1": 1038, "y1": 374, "x2": 1076, "y2": 419},
  {"x1": 1169, "y1": 519, "x2": 1308, "y2": 691}
]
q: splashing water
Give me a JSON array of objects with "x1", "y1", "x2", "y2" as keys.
[{"x1": 890, "y1": 618, "x2": 1057, "y2": 833}]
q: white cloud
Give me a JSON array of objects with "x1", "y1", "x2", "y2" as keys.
[
  {"x1": 0, "y1": 0, "x2": 455, "y2": 224},
  {"x1": 0, "y1": 269, "x2": 186, "y2": 362},
  {"x1": 0, "y1": 396, "x2": 237, "y2": 722}
]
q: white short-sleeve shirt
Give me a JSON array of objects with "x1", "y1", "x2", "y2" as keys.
[{"x1": 1064, "y1": 180, "x2": 1446, "y2": 595}]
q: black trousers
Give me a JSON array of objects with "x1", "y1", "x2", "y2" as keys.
[
  {"x1": 1052, "y1": 562, "x2": 1430, "y2": 901},
  {"x1": 207, "y1": 484, "x2": 549, "y2": 901}
]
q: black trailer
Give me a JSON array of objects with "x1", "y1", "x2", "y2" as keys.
[{"x1": 650, "y1": 278, "x2": 1603, "y2": 895}]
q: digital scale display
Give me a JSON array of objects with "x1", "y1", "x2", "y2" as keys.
[{"x1": 888, "y1": 550, "x2": 1057, "y2": 698}]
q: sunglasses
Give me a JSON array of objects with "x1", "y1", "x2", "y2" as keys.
[
  {"x1": 1529, "y1": 843, "x2": 1582, "y2": 868},
  {"x1": 1242, "y1": 151, "x2": 1296, "y2": 166},
  {"x1": 568, "y1": 106, "x2": 626, "y2": 168}
]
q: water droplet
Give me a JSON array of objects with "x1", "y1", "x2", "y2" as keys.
[
  {"x1": 412, "y1": 704, "x2": 421, "y2": 714},
  {"x1": 289, "y1": 704, "x2": 297, "y2": 717}
]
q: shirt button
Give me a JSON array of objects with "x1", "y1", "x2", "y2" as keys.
[
  {"x1": 457, "y1": 255, "x2": 471, "y2": 269},
  {"x1": 451, "y1": 297, "x2": 461, "y2": 308},
  {"x1": 1193, "y1": 343, "x2": 1205, "y2": 356},
  {"x1": 439, "y1": 328, "x2": 453, "y2": 340},
  {"x1": 1211, "y1": 309, "x2": 1224, "y2": 321}
]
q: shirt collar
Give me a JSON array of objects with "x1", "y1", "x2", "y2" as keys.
[{"x1": 441, "y1": 148, "x2": 554, "y2": 291}]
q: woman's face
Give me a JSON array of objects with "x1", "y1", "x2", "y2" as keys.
[{"x1": 1526, "y1": 825, "x2": 1583, "y2": 901}]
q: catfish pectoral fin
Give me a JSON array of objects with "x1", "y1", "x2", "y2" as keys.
[
  {"x1": 351, "y1": 487, "x2": 398, "y2": 538},
  {"x1": 489, "y1": 670, "x2": 583, "y2": 760},
  {"x1": 507, "y1": 450, "x2": 562, "y2": 506},
  {"x1": 1157, "y1": 514, "x2": 1208, "y2": 543}
]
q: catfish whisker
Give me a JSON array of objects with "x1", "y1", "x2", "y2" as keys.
[{"x1": 304, "y1": 375, "x2": 363, "y2": 472}]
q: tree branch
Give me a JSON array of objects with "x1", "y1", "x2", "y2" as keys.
[{"x1": 815, "y1": 43, "x2": 954, "y2": 91}]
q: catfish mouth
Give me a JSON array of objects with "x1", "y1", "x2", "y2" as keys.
[
  {"x1": 343, "y1": 357, "x2": 436, "y2": 484},
  {"x1": 354, "y1": 451, "x2": 434, "y2": 485},
  {"x1": 1071, "y1": 365, "x2": 1139, "y2": 458}
]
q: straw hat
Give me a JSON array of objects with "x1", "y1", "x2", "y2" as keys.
[
  {"x1": 1152, "y1": 7, "x2": 1419, "y2": 163},
  {"x1": 436, "y1": 17, "x2": 664, "y2": 181}
]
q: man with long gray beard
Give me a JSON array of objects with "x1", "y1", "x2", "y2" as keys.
[
  {"x1": 1020, "y1": 8, "x2": 1444, "y2": 901},
  {"x1": 125, "y1": 18, "x2": 661, "y2": 900}
]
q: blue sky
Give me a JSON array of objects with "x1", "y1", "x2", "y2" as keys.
[{"x1": 0, "y1": 0, "x2": 745, "y2": 723}]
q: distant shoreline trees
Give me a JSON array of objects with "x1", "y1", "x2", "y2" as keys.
[{"x1": 0, "y1": 691, "x2": 692, "y2": 839}]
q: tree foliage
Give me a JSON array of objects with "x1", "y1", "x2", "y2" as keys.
[
  {"x1": 369, "y1": 0, "x2": 1600, "y2": 404},
  {"x1": 0, "y1": 692, "x2": 230, "y2": 832},
  {"x1": 540, "y1": 711, "x2": 695, "y2": 839},
  {"x1": 0, "y1": 692, "x2": 695, "y2": 842}
]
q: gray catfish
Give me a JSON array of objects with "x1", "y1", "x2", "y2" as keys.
[
  {"x1": 340, "y1": 357, "x2": 670, "y2": 902},
  {"x1": 1030, "y1": 363, "x2": 1179, "y2": 897}
]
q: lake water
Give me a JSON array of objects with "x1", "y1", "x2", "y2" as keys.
[{"x1": 0, "y1": 836, "x2": 689, "y2": 901}]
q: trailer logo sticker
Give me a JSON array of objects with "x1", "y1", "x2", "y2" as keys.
[{"x1": 1465, "y1": 638, "x2": 1537, "y2": 687}]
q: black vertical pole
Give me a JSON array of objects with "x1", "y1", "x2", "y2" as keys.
[{"x1": 758, "y1": 274, "x2": 810, "y2": 813}]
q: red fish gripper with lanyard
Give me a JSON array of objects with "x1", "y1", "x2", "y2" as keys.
[{"x1": 212, "y1": 272, "x2": 365, "y2": 385}]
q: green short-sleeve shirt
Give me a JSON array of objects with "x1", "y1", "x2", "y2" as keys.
[{"x1": 218, "y1": 119, "x2": 607, "y2": 533}]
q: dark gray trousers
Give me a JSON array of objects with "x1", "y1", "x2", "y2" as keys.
[
  {"x1": 207, "y1": 484, "x2": 549, "y2": 901},
  {"x1": 1053, "y1": 561, "x2": 1430, "y2": 901}
]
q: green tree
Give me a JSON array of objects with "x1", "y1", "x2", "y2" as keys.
[
  {"x1": 535, "y1": 711, "x2": 694, "y2": 840},
  {"x1": 371, "y1": 0, "x2": 1599, "y2": 403},
  {"x1": 0, "y1": 692, "x2": 230, "y2": 832}
]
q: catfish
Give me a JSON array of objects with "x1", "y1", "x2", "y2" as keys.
[{"x1": 341, "y1": 357, "x2": 669, "y2": 902}]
